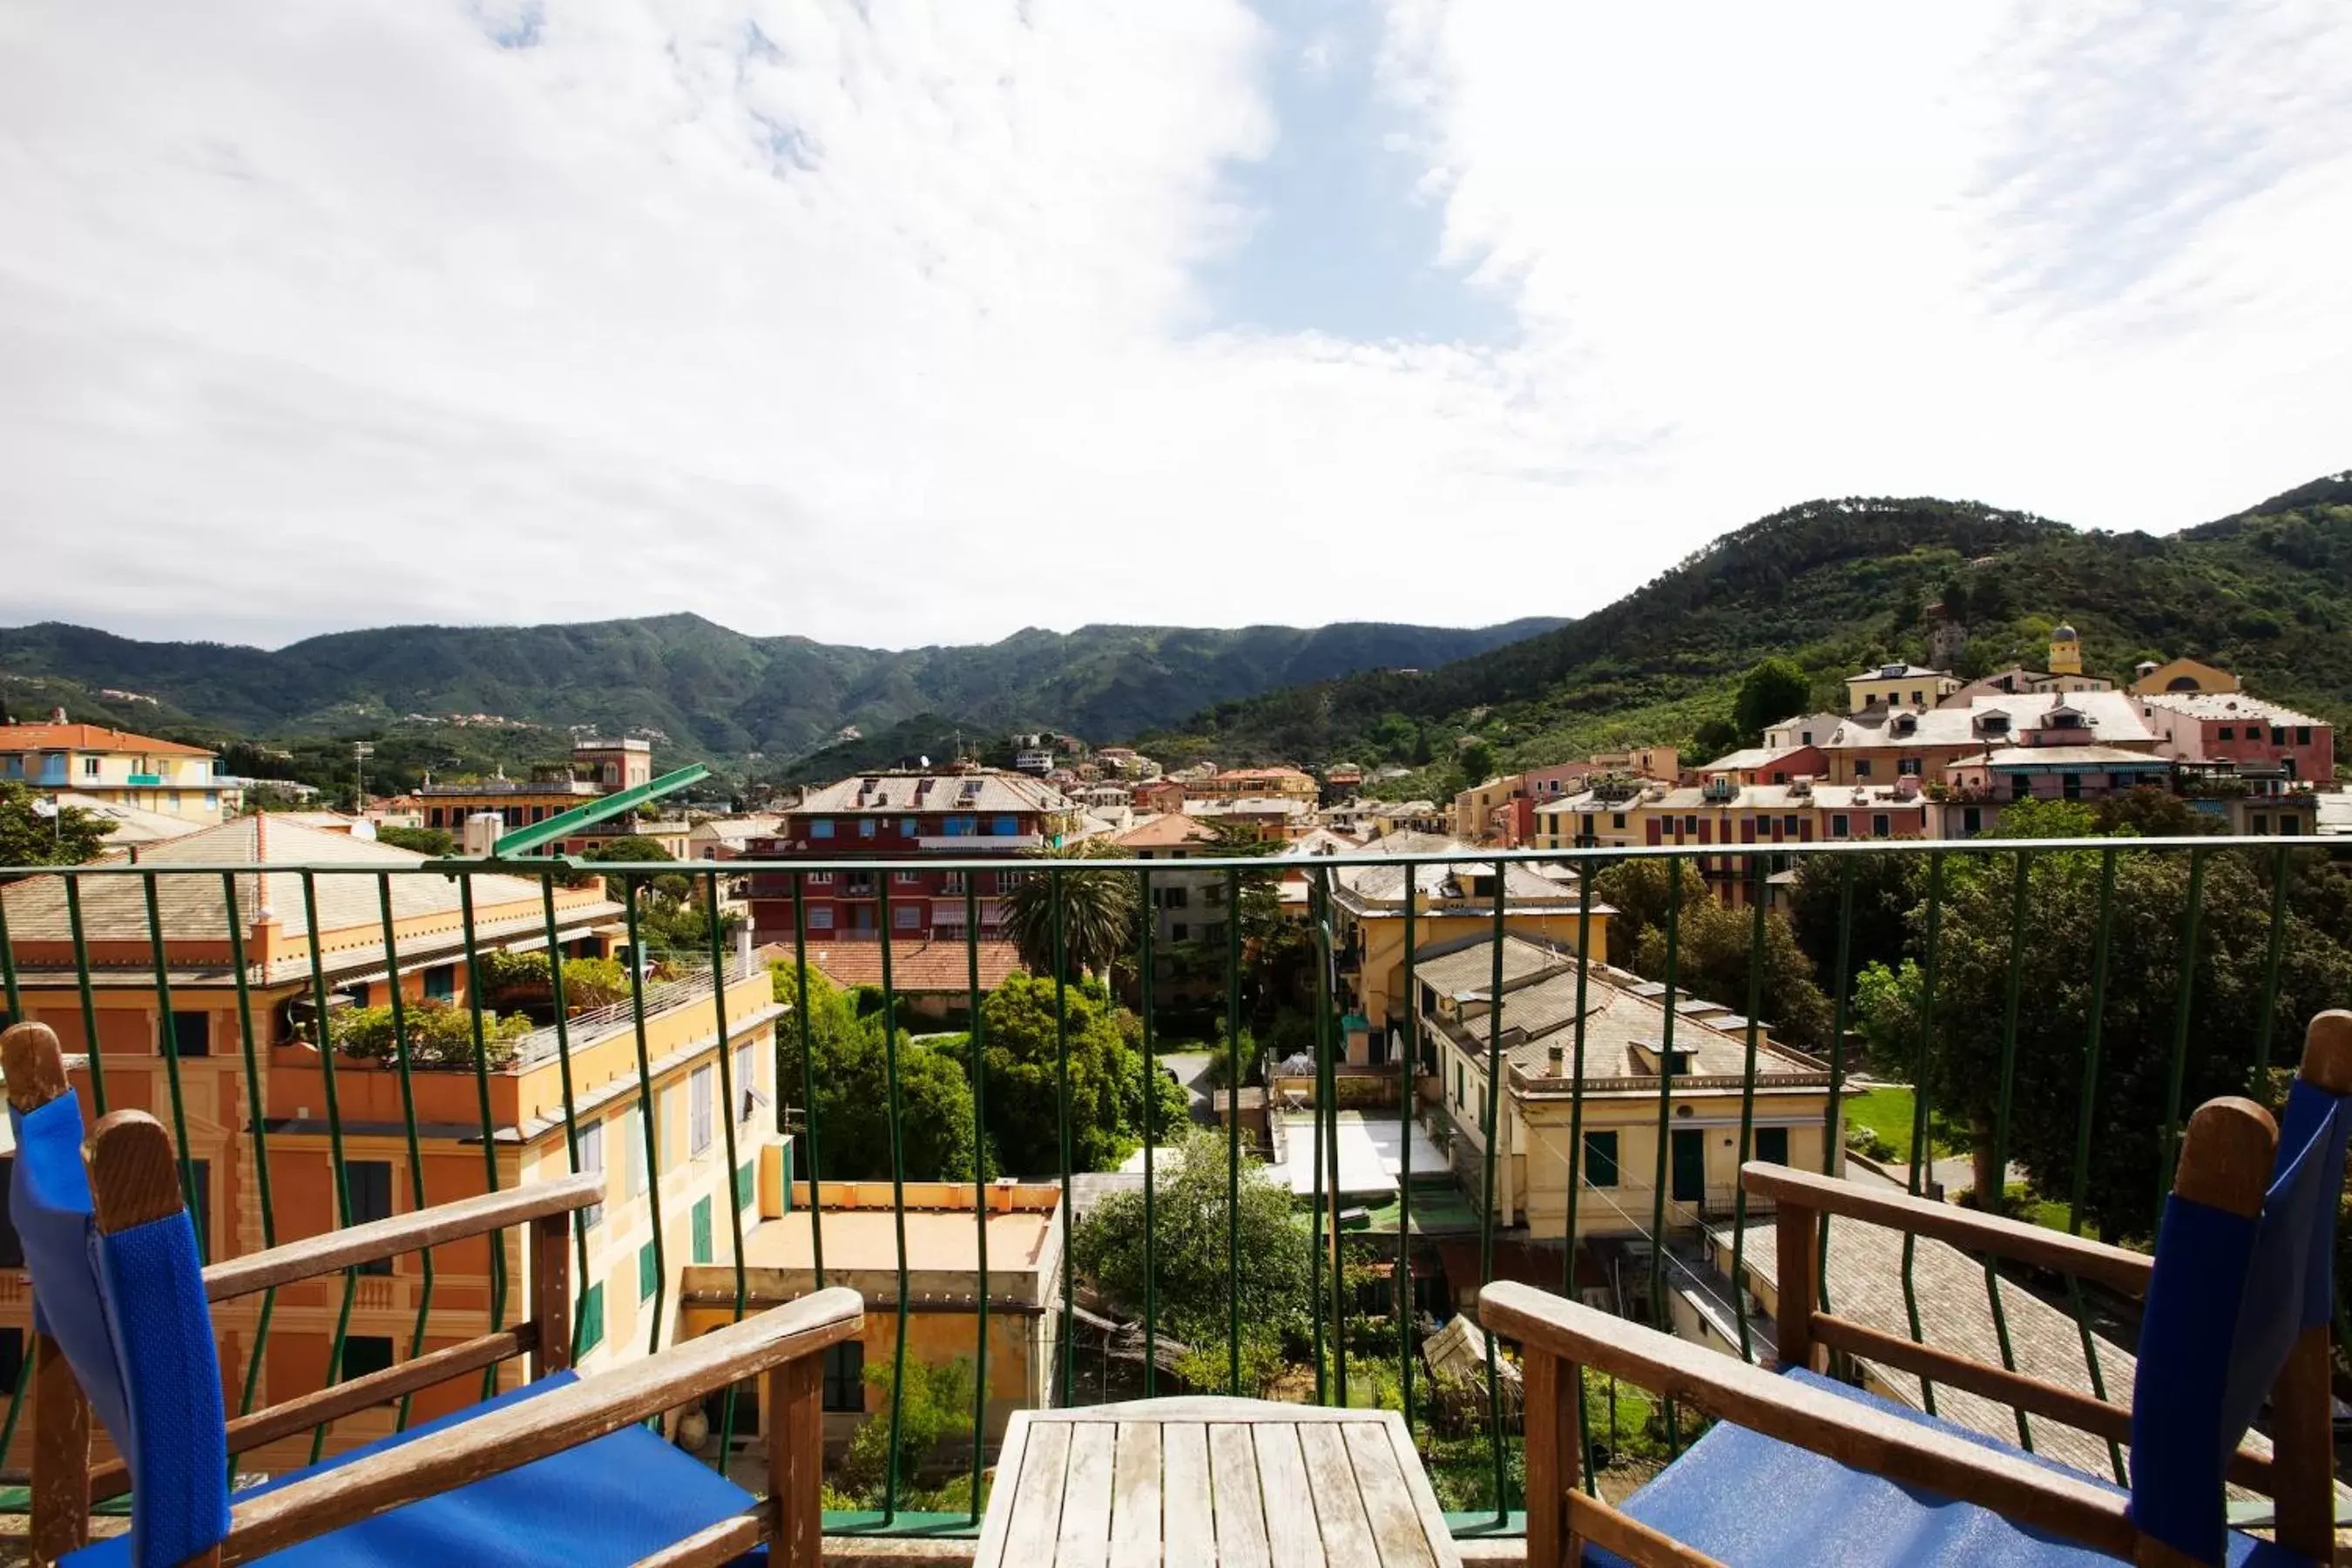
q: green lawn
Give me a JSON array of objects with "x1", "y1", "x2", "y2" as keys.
[{"x1": 1844, "y1": 1085, "x2": 1962, "y2": 1166}]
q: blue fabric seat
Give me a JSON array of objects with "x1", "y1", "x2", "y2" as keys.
[
  {"x1": 1585, "y1": 1071, "x2": 2352, "y2": 1568},
  {"x1": 8, "y1": 1092, "x2": 763, "y2": 1567}
]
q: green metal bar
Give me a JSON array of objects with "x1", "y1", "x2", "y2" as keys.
[
  {"x1": 1728, "y1": 856, "x2": 1766, "y2": 1364},
  {"x1": 1396, "y1": 872, "x2": 1416, "y2": 1434},
  {"x1": 1565, "y1": 860, "x2": 1597, "y2": 1491},
  {"x1": 2158, "y1": 847, "x2": 2210, "y2": 1230},
  {"x1": 1985, "y1": 850, "x2": 2033, "y2": 1450},
  {"x1": 1322, "y1": 882, "x2": 1345, "y2": 1410},
  {"x1": 222, "y1": 871, "x2": 279, "y2": 1419},
  {"x1": 457, "y1": 874, "x2": 507, "y2": 1402},
  {"x1": 301, "y1": 871, "x2": 360, "y2": 1463},
  {"x1": 965, "y1": 877, "x2": 990, "y2": 1522},
  {"x1": 623, "y1": 875, "x2": 671, "y2": 1361},
  {"x1": 62, "y1": 877, "x2": 108, "y2": 1112},
  {"x1": 1226, "y1": 865, "x2": 1242, "y2": 1396},
  {"x1": 534, "y1": 879, "x2": 591, "y2": 1361},
  {"x1": 2069, "y1": 848, "x2": 2127, "y2": 1484},
  {"x1": 791, "y1": 872, "x2": 821, "y2": 1284},
  {"x1": 490, "y1": 764, "x2": 710, "y2": 856},
  {"x1": 1137, "y1": 868, "x2": 1157, "y2": 1397},
  {"x1": 705, "y1": 872, "x2": 752, "y2": 1469},
  {"x1": 1052, "y1": 873, "x2": 1075, "y2": 1407},
  {"x1": 380, "y1": 875, "x2": 435, "y2": 1430},
  {"x1": 1900, "y1": 850, "x2": 1944, "y2": 1419},
  {"x1": 0, "y1": 883, "x2": 18, "y2": 1025},
  {"x1": 1310, "y1": 867, "x2": 1341, "y2": 1405},
  {"x1": 1648, "y1": 858, "x2": 1682, "y2": 1455},
  {"x1": 2252, "y1": 844, "x2": 2292, "y2": 1096},
  {"x1": 1480, "y1": 858, "x2": 1507, "y2": 1521},
  {"x1": 139, "y1": 872, "x2": 202, "y2": 1228},
  {"x1": 1818, "y1": 857, "x2": 1857, "y2": 1315},
  {"x1": 878, "y1": 880, "x2": 912, "y2": 1518}
]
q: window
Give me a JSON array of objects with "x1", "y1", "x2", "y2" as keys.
[
  {"x1": 340, "y1": 1335, "x2": 396, "y2": 1381},
  {"x1": 659, "y1": 1085, "x2": 679, "y2": 1166},
  {"x1": 1455, "y1": 1062, "x2": 1464, "y2": 1109},
  {"x1": 625, "y1": 1105, "x2": 647, "y2": 1195},
  {"x1": 2062, "y1": 774, "x2": 2083, "y2": 800},
  {"x1": 1897, "y1": 758, "x2": 1922, "y2": 776},
  {"x1": 690, "y1": 1065, "x2": 713, "y2": 1157},
  {"x1": 2217, "y1": 727, "x2": 2234, "y2": 741},
  {"x1": 578, "y1": 1284, "x2": 605, "y2": 1355},
  {"x1": 1755, "y1": 1127, "x2": 1790, "y2": 1166},
  {"x1": 1872, "y1": 814, "x2": 1890, "y2": 837},
  {"x1": 1783, "y1": 815, "x2": 1800, "y2": 835},
  {"x1": 941, "y1": 872, "x2": 965, "y2": 894},
  {"x1": 166, "y1": 1010, "x2": 211, "y2": 1058},
  {"x1": 423, "y1": 965, "x2": 456, "y2": 1002},
  {"x1": 1854, "y1": 760, "x2": 1873, "y2": 779},
  {"x1": 1830, "y1": 814, "x2": 1849, "y2": 837},
  {"x1": 1681, "y1": 815, "x2": 1698, "y2": 835},
  {"x1": 1962, "y1": 807, "x2": 1983, "y2": 836},
  {"x1": 639, "y1": 1241, "x2": 659, "y2": 1301},
  {"x1": 808, "y1": 908, "x2": 835, "y2": 929},
  {"x1": 348, "y1": 1161, "x2": 395, "y2": 1273},
  {"x1": 1612, "y1": 812, "x2": 1627, "y2": 829},
  {"x1": 894, "y1": 904, "x2": 922, "y2": 929},
  {"x1": 2296, "y1": 727, "x2": 2312, "y2": 746},
  {"x1": 1581, "y1": 1131, "x2": 1620, "y2": 1188},
  {"x1": 993, "y1": 815, "x2": 1019, "y2": 836},
  {"x1": 1164, "y1": 886, "x2": 1190, "y2": 909},
  {"x1": 2251, "y1": 813, "x2": 2269, "y2": 835},
  {"x1": 2271, "y1": 727, "x2": 2288, "y2": 746},
  {"x1": 0, "y1": 1159, "x2": 20, "y2": 1266},
  {"x1": 823, "y1": 1342, "x2": 866, "y2": 1411},
  {"x1": 691, "y1": 1196, "x2": 713, "y2": 1263},
  {"x1": 578, "y1": 1122, "x2": 605, "y2": 1228},
  {"x1": 807, "y1": 871, "x2": 834, "y2": 886},
  {"x1": 2283, "y1": 817, "x2": 2301, "y2": 836},
  {"x1": 858, "y1": 819, "x2": 877, "y2": 838},
  {"x1": 82, "y1": 756, "x2": 100, "y2": 777},
  {"x1": 895, "y1": 869, "x2": 922, "y2": 884},
  {"x1": 1172, "y1": 923, "x2": 1189, "y2": 942},
  {"x1": 734, "y1": 1042, "x2": 755, "y2": 1121},
  {"x1": 810, "y1": 819, "x2": 835, "y2": 839}
]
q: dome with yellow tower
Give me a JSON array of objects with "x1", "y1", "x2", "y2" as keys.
[{"x1": 2048, "y1": 621, "x2": 2082, "y2": 675}]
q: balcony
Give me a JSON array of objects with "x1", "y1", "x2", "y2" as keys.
[
  {"x1": 126, "y1": 772, "x2": 166, "y2": 786},
  {"x1": 916, "y1": 832, "x2": 1042, "y2": 850},
  {"x1": 0, "y1": 830, "x2": 2339, "y2": 1551}
]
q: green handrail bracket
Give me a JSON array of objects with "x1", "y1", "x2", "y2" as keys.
[{"x1": 489, "y1": 763, "x2": 711, "y2": 856}]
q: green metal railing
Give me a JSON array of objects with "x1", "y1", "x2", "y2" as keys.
[{"x1": 0, "y1": 833, "x2": 2344, "y2": 1534}]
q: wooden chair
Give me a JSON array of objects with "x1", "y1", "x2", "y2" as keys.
[
  {"x1": 1, "y1": 1019, "x2": 862, "y2": 1568},
  {"x1": 1486, "y1": 1009, "x2": 2352, "y2": 1568}
]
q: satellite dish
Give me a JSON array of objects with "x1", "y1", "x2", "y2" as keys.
[{"x1": 920, "y1": 755, "x2": 930, "y2": 767}]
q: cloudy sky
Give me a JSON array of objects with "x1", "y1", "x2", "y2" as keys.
[{"x1": 5, "y1": 1, "x2": 2349, "y2": 650}]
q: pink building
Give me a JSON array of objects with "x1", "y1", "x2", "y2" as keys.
[{"x1": 2139, "y1": 693, "x2": 2334, "y2": 784}]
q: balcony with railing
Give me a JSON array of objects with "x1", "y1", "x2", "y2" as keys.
[{"x1": 2, "y1": 832, "x2": 2346, "y2": 1554}]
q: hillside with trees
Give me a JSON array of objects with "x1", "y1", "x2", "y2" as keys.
[{"x1": 1140, "y1": 472, "x2": 2352, "y2": 792}]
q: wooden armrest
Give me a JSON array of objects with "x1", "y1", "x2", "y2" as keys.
[
  {"x1": 1741, "y1": 1163, "x2": 2153, "y2": 1296},
  {"x1": 200, "y1": 1173, "x2": 605, "y2": 1301},
  {"x1": 218, "y1": 1287, "x2": 863, "y2": 1565},
  {"x1": 1479, "y1": 1281, "x2": 2137, "y2": 1561}
]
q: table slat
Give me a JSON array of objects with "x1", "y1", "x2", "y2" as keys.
[
  {"x1": 1109, "y1": 1421, "x2": 1163, "y2": 1568},
  {"x1": 1379, "y1": 1415, "x2": 1463, "y2": 1568},
  {"x1": 971, "y1": 1413, "x2": 1035, "y2": 1568},
  {"x1": 1056, "y1": 1422, "x2": 1117, "y2": 1568},
  {"x1": 1342, "y1": 1419, "x2": 1439, "y2": 1568},
  {"x1": 1296, "y1": 1423, "x2": 1379, "y2": 1566},
  {"x1": 1210, "y1": 1423, "x2": 1274, "y2": 1568},
  {"x1": 1162, "y1": 1423, "x2": 1216, "y2": 1565},
  {"x1": 1254, "y1": 1422, "x2": 1328, "y2": 1568},
  {"x1": 1004, "y1": 1419, "x2": 1074, "y2": 1568}
]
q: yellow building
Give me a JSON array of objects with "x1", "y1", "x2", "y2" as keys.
[
  {"x1": 0, "y1": 817, "x2": 779, "y2": 1474},
  {"x1": 1329, "y1": 849, "x2": 1610, "y2": 1060},
  {"x1": 415, "y1": 737, "x2": 660, "y2": 842},
  {"x1": 0, "y1": 716, "x2": 237, "y2": 824},
  {"x1": 2048, "y1": 623, "x2": 2084, "y2": 675},
  {"x1": 1185, "y1": 767, "x2": 1319, "y2": 804},
  {"x1": 1414, "y1": 937, "x2": 1838, "y2": 1243},
  {"x1": 1844, "y1": 664, "x2": 1959, "y2": 713},
  {"x1": 678, "y1": 1180, "x2": 1064, "y2": 1450},
  {"x1": 2130, "y1": 656, "x2": 2240, "y2": 696}
]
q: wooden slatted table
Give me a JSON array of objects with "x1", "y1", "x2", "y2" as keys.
[{"x1": 972, "y1": 1396, "x2": 1463, "y2": 1568}]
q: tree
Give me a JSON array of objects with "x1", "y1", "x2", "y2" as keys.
[
  {"x1": 1410, "y1": 727, "x2": 1434, "y2": 767},
  {"x1": 1689, "y1": 718, "x2": 1740, "y2": 761},
  {"x1": 331, "y1": 998, "x2": 533, "y2": 1069},
  {"x1": 948, "y1": 972, "x2": 1148, "y2": 1174},
  {"x1": 1733, "y1": 657, "x2": 1811, "y2": 744},
  {"x1": 1596, "y1": 860, "x2": 1834, "y2": 1051},
  {"x1": 0, "y1": 781, "x2": 117, "y2": 868},
  {"x1": 1457, "y1": 739, "x2": 1497, "y2": 787},
  {"x1": 1004, "y1": 841, "x2": 1139, "y2": 982},
  {"x1": 1072, "y1": 1125, "x2": 1310, "y2": 1375},
  {"x1": 830, "y1": 1355, "x2": 977, "y2": 1505},
  {"x1": 1786, "y1": 851, "x2": 1923, "y2": 992},
  {"x1": 374, "y1": 823, "x2": 456, "y2": 856},
  {"x1": 774, "y1": 966, "x2": 979, "y2": 1182},
  {"x1": 2089, "y1": 786, "x2": 2226, "y2": 838},
  {"x1": 582, "y1": 834, "x2": 676, "y2": 862}
]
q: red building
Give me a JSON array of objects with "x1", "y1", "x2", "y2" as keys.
[
  {"x1": 2139, "y1": 693, "x2": 2335, "y2": 784},
  {"x1": 744, "y1": 770, "x2": 1082, "y2": 945}
]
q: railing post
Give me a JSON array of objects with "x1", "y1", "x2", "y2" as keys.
[
  {"x1": 529, "y1": 1209, "x2": 572, "y2": 1380},
  {"x1": 1523, "y1": 1348, "x2": 1580, "y2": 1568},
  {"x1": 1772, "y1": 1198, "x2": 1819, "y2": 1374}
]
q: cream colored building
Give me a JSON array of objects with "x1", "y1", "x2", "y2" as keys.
[
  {"x1": 2131, "y1": 656, "x2": 2240, "y2": 696},
  {"x1": 1415, "y1": 936, "x2": 1838, "y2": 1244},
  {"x1": 0, "y1": 718, "x2": 238, "y2": 824},
  {"x1": 1845, "y1": 664, "x2": 1959, "y2": 713}
]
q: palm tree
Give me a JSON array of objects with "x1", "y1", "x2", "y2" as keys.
[{"x1": 1003, "y1": 840, "x2": 1139, "y2": 983}]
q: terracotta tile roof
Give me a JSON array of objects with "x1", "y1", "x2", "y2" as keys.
[
  {"x1": 796, "y1": 770, "x2": 1071, "y2": 814},
  {"x1": 803, "y1": 937, "x2": 1025, "y2": 995},
  {"x1": 0, "y1": 723, "x2": 216, "y2": 758},
  {"x1": 1112, "y1": 812, "x2": 1220, "y2": 849}
]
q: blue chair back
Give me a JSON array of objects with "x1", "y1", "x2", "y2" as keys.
[
  {"x1": 2129, "y1": 1075, "x2": 2352, "y2": 1564},
  {"x1": 6, "y1": 1093, "x2": 231, "y2": 1568}
]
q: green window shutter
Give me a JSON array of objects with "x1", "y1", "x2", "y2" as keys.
[
  {"x1": 692, "y1": 1196, "x2": 713, "y2": 1264},
  {"x1": 579, "y1": 1283, "x2": 605, "y2": 1354},
  {"x1": 1582, "y1": 1131, "x2": 1620, "y2": 1188},
  {"x1": 735, "y1": 1161, "x2": 754, "y2": 1210},
  {"x1": 639, "y1": 1241, "x2": 659, "y2": 1301}
]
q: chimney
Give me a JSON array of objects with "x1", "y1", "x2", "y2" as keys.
[
  {"x1": 1546, "y1": 1041, "x2": 1566, "y2": 1077},
  {"x1": 50, "y1": 706, "x2": 68, "y2": 725}
]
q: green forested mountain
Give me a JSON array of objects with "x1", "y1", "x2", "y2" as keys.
[
  {"x1": 0, "y1": 613, "x2": 1564, "y2": 767},
  {"x1": 1141, "y1": 472, "x2": 2352, "y2": 785}
]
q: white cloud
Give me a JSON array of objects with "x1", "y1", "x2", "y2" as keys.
[{"x1": 3, "y1": 1, "x2": 2349, "y2": 649}]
